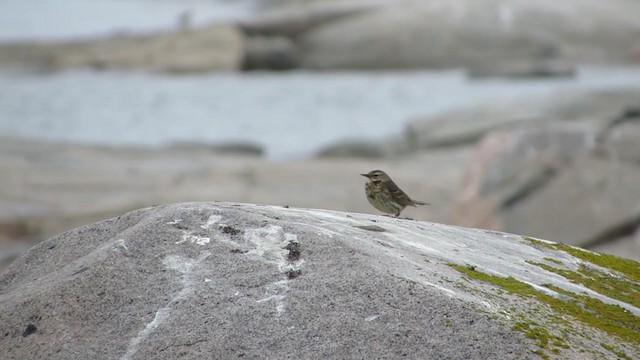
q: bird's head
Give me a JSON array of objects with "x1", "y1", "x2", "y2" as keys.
[{"x1": 361, "y1": 170, "x2": 391, "y2": 182}]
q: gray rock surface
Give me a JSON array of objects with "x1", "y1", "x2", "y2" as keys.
[
  {"x1": 1, "y1": 202, "x2": 638, "y2": 359},
  {"x1": 599, "y1": 111, "x2": 640, "y2": 164},
  {"x1": 296, "y1": 0, "x2": 640, "y2": 69},
  {"x1": 464, "y1": 122, "x2": 597, "y2": 209},
  {"x1": 502, "y1": 155, "x2": 640, "y2": 248},
  {"x1": 404, "y1": 88, "x2": 640, "y2": 151}
]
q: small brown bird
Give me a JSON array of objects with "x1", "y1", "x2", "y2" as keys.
[{"x1": 361, "y1": 170, "x2": 429, "y2": 217}]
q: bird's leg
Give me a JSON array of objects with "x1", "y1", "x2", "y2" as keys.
[{"x1": 393, "y1": 213, "x2": 400, "y2": 218}]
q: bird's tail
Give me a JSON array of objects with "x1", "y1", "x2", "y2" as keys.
[{"x1": 412, "y1": 200, "x2": 429, "y2": 206}]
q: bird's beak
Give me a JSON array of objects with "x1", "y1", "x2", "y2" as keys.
[{"x1": 360, "y1": 173, "x2": 369, "y2": 178}]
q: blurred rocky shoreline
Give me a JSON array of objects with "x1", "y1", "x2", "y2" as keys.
[
  {"x1": 2, "y1": 87, "x2": 639, "y2": 270},
  {"x1": 2, "y1": 0, "x2": 640, "y2": 268},
  {"x1": 1, "y1": 0, "x2": 639, "y2": 74}
]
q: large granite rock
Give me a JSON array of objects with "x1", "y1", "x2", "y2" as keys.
[
  {"x1": 1, "y1": 203, "x2": 638, "y2": 359},
  {"x1": 0, "y1": 24, "x2": 244, "y2": 73},
  {"x1": 296, "y1": 0, "x2": 640, "y2": 69}
]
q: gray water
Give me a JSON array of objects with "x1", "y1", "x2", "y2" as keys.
[{"x1": 1, "y1": 67, "x2": 640, "y2": 159}]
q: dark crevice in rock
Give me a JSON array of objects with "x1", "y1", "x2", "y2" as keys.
[
  {"x1": 595, "y1": 106, "x2": 640, "y2": 145},
  {"x1": 286, "y1": 269, "x2": 302, "y2": 279},
  {"x1": 355, "y1": 224, "x2": 387, "y2": 232},
  {"x1": 71, "y1": 266, "x2": 88, "y2": 276},
  {"x1": 284, "y1": 241, "x2": 301, "y2": 262},
  {"x1": 220, "y1": 225, "x2": 241, "y2": 236},
  {"x1": 170, "y1": 222, "x2": 188, "y2": 230},
  {"x1": 583, "y1": 215, "x2": 640, "y2": 250},
  {"x1": 22, "y1": 324, "x2": 37, "y2": 337},
  {"x1": 283, "y1": 236, "x2": 302, "y2": 279},
  {"x1": 501, "y1": 165, "x2": 559, "y2": 209}
]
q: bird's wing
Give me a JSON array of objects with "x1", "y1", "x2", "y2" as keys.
[{"x1": 386, "y1": 181, "x2": 415, "y2": 206}]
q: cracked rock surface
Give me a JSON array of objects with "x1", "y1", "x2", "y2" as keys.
[{"x1": 1, "y1": 202, "x2": 638, "y2": 359}]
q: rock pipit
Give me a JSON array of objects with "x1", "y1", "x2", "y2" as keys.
[{"x1": 361, "y1": 170, "x2": 428, "y2": 217}]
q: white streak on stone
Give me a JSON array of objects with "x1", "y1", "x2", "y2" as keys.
[
  {"x1": 290, "y1": 221, "x2": 336, "y2": 238},
  {"x1": 116, "y1": 239, "x2": 128, "y2": 251},
  {"x1": 244, "y1": 226, "x2": 302, "y2": 316},
  {"x1": 421, "y1": 280, "x2": 458, "y2": 297},
  {"x1": 201, "y1": 215, "x2": 222, "y2": 229},
  {"x1": 195, "y1": 236, "x2": 210, "y2": 245},
  {"x1": 166, "y1": 219, "x2": 181, "y2": 225},
  {"x1": 285, "y1": 233, "x2": 297, "y2": 242},
  {"x1": 255, "y1": 278, "x2": 290, "y2": 317},
  {"x1": 481, "y1": 301, "x2": 497, "y2": 311},
  {"x1": 121, "y1": 252, "x2": 210, "y2": 360},
  {"x1": 176, "y1": 233, "x2": 210, "y2": 245},
  {"x1": 257, "y1": 294, "x2": 285, "y2": 303},
  {"x1": 524, "y1": 236, "x2": 555, "y2": 244},
  {"x1": 245, "y1": 225, "x2": 289, "y2": 264},
  {"x1": 122, "y1": 308, "x2": 170, "y2": 360},
  {"x1": 365, "y1": 315, "x2": 379, "y2": 322},
  {"x1": 524, "y1": 281, "x2": 557, "y2": 296}
]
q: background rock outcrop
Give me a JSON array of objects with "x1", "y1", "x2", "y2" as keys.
[
  {"x1": 445, "y1": 90, "x2": 640, "y2": 258},
  {"x1": 403, "y1": 88, "x2": 640, "y2": 151},
  {"x1": 0, "y1": 24, "x2": 244, "y2": 72},
  {"x1": 2, "y1": 0, "x2": 640, "y2": 72},
  {"x1": 1, "y1": 203, "x2": 638, "y2": 359},
  {"x1": 294, "y1": 0, "x2": 640, "y2": 70}
]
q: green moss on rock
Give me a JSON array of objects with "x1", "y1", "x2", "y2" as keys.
[
  {"x1": 512, "y1": 321, "x2": 567, "y2": 355},
  {"x1": 448, "y1": 264, "x2": 640, "y2": 346},
  {"x1": 522, "y1": 236, "x2": 640, "y2": 283},
  {"x1": 527, "y1": 261, "x2": 640, "y2": 308},
  {"x1": 542, "y1": 257, "x2": 563, "y2": 265},
  {"x1": 600, "y1": 342, "x2": 632, "y2": 360}
]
